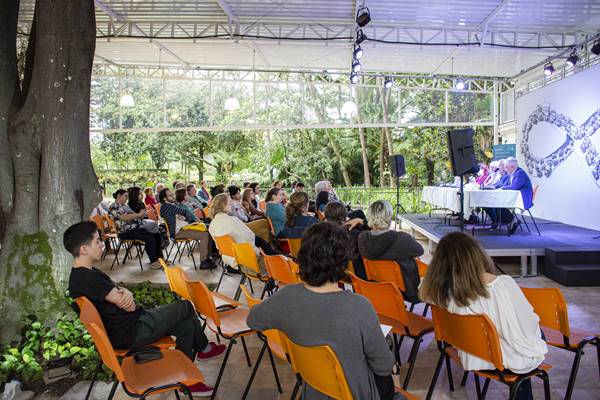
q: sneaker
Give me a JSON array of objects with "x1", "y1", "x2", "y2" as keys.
[
  {"x1": 508, "y1": 220, "x2": 521, "y2": 236},
  {"x1": 199, "y1": 258, "x2": 216, "y2": 270},
  {"x1": 181, "y1": 382, "x2": 213, "y2": 397},
  {"x1": 196, "y1": 342, "x2": 226, "y2": 360},
  {"x1": 149, "y1": 261, "x2": 163, "y2": 270}
]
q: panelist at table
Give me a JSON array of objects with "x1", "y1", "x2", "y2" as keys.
[{"x1": 485, "y1": 157, "x2": 533, "y2": 235}]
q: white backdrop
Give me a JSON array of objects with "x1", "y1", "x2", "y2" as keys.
[{"x1": 516, "y1": 64, "x2": 600, "y2": 231}]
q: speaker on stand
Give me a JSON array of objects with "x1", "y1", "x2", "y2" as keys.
[{"x1": 390, "y1": 154, "x2": 407, "y2": 230}]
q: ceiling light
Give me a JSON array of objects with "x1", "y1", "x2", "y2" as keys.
[
  {"x1": 353, "y1": 46, "x2": 363, "y2": 60},
  {"x1": 455, "y1": 80, "x2": 466, "y2": 90},
  {"x1": 591, "y1": 40, "x2": 600, "y2": 56},
  {"x1": 356, "y1": 29, "x2": 367, "y2": 45},
  {"x1": 352, "y1": 60, "x2": 361, "y2": 73},
  {"x1": 350, "y1": 73, "x2": 359, "y2": 84},
  {"x1": 384, "y1": 77, "x2": 393, "y2": 89},
  {"x1": 119, "y1": 94, "x2": 134, "y2": 107},
  {"x1": 566, "y1": 50, "x2": 579, "y2": 67},
  {"x1": 224, "y1": 97, "x2": 240, "y2": 111},
  {"x1": 356, "y1": 7, "x2": 371, "y2": 27},
  {"x1": 543, "y1": 62, "x2": 554, "y2": 76}
]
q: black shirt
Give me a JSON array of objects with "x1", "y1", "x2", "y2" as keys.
[{"x1": 68, "y1": 267, "x2": 143, "y2": 349}]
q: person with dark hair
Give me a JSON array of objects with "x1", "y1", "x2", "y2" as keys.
[
  {"x1": 186, "y1": 184, "x2": 207, "y2": 208},
  {"x1": 159, "y1": 189, "x2": 215, "y2": 270},
  {"x1": 280, "y1": 191, "x2": 318, "y2": 239},
  {"x1": 228, "y1": 185, "x2": 249, "y2": 222},
  {"x1": 64, "y1": 221, "x2": 224, "y2": 397},
  {"x1": 243, "y1": 182, "x2": 250, "y2": 189},
  {"x1": 264, "y1": 187, "x2": 285, "y2": 237},
  {"x1": 248, "y1": 182, "x2": 261, "y2": 209},
  {"x1": 172, "y1": 180, "x2": 180, "y2": 189},
  {"x1": 292, "y1": 181, "x2": 305, "y2": 193},
  {"x1": 315, "y1": 190, "x2": 330, "y2": 213},
  {"x1": 210, "y1": 184, "x2": 226, "y2": 200},
  {"x1": 198, "y1": 180, "x2": 211, "y2": 203},
  {"x1": 247, "y1": 222, "x2": 399, "y2": 400},
  {"x1": 109, "y1": 188, "x2": 165, "y2": 269},
  {"x1": 127, "y1": 186, "x2": 145, "y2": 213}
]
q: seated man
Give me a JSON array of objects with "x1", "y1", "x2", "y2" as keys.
[
  {"x1": 187, "y1": 183, "x2": 208, "y2": 208},
  {"x1": 64, "y1": 221, "x2": 225, "y2": 397}
]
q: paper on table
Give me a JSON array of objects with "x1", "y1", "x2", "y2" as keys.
[{"x1": 380, "y1": 324, "x2": 392, "y2": 337}]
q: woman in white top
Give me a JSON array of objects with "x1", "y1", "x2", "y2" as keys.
[{"x1": 419, "y1": 232, "x2": 547, "y2": 400}]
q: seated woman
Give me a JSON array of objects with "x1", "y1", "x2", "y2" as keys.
[
  {"x1": 228, "y1": 185, "x2": 250, "y2": 222},
  {"x1": 357, "y1": 200, "x2": 424, "y2": 304},
  {"x1": 241, "y1": 188, "x2": 265, "y2": 218},
  {"x1": 247, "y1": 222, "x2": 400, "y2": 400},
  {"x1": 143, "y1": 187, "x2": 157, "y2": 207},
  {"x1": 158, "y1": 188, "x2": 215, "y2": 270},
  {"x1": 264, "y1": 187, "x2": 286, "y2": 237},
  {"x1": 108, "y1": 188, "x2": 164, "y2": 269},
  {"x1": 280, "y1": 192, "x2": 318, "y2": 239},
  {"x1": 419, "y1": 232, "x2": 547, "y2": 400}
]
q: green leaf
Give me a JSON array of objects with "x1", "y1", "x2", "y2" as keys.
[
  {"x1": 31, "y1": 322, "x2": 42, "y2": 329},
  {"x1": 22, "y1": 353, "x2": 32, "y2": 363},
  {"x1": 70, "y1": 346, "x2": 81, "y2": 354},
  {"x1": 3, "y1": 355, "x2": 18, "y2": 363}
]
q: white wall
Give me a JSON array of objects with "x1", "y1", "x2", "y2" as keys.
[{"x1": 516, "y1": 64, "x2": 600, "y2": 231}]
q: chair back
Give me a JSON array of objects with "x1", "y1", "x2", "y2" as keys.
[
  {"x1": 75, "y1": 296, "x2": 108, "y2": 333},
  {"x1": 362, "y1": 257, "x2": 406, "y2": 291},
  {"x1": 85, "y1": 322, "x2": 125, "y2": 382},
  {"x1": 194, "y1": 208, "x2": 204, "y2": 220},
  {"x1": 317, "y1": 211, "x2": 325, "y2": 221},
  {"x1": 265, "y1": 217, "x2": 276, "y2": 237},
  {"x1": 103, "y1": 215, "x2": 119, "y2": 234},
  {"x1": 185, "y1": 278, "x2": 221, "y2": 326},
  {"x1": 161, "y1": 217, "x2": 173, "y2": 239},
  {"x1": 349, "y1": 273, "x2": 409, "y2": 327},
  {"x1": 154, "y1": 203, "x2": 161, "y2": 216},
  {"x1": 162, "y1": 264, "x2": 192, "y2": 300},
  {"x1": 286, "y1": 238, "x2": 302, "y2": 257},
  {"x1": 262, "y1": 253, "x2": 299, "y2": 284},
  {"x1": 232, "y1": 242, "x2": 261, "y2": 276},
  {"x1": 90, "y1": 215, "x2": 106, "y2": 235},
  {"x1": 259, "y1": 200, "x2": 266, "y2": 211},
  {"x1": 521, "y1": 287, "x2": 570, "y2": 337},
  {"x1": 213, "y1": 235, "x2": 237, "y2": 264},
  {"x1": 415, "y1": 258, "x2": 428, "y2": 278},
  {"x1": 146, "y1": 205, "x2": 158, "y2": 221},
  {"x1": 280, "y1": 333, "x2": 353, "y2": 400},
  {"x1": 239, "y1": 285, "x2": 261, "y2": 308},
  {"x1": 430, "y1": 305, "x2": 504, "y2": 371},
  {"x1": 204, "y1": 206, "x2": 211, "y2": 218}
]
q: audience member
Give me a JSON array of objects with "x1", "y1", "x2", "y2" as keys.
[
  {"x1": 210, "y1": 184, "x2": 226, "y2": 199},
  {"x1": 228, "y1": 185, "x2": 250, "y2": 222},
  {"x1": 91, "y1": 187, "x2": 109, "y2": 217},
  {"x1": 241, "y1": 188, "x2": 265, "y2": 218},
  {"x1": 127, "y1": 186, "x2": 146, "y2": 213},
  {"x1": 272, "y1": 180, "x2": 283, "y2": 189},
  {"x1": 357, "y1": 200, "x2": 423, "y2": 303},
  {"x1": 265, "y1": 187, "x2": 286, "y2": 237},
  {"x1": 280, "y1": 192, "x2": 318, "y2": 238},
  {"x1": 315, "y1": 190, "x2": 330, "y2": 213},
  {"x1": 198, "y1": 180, "x2": 211, "y2": 203},
  {"x1": 64, "y1": 221, "x2": 223, "y2": 397},
  {"x1": 247, "y1": 222, "x2": 398, "y2": 400},
  {"x1": 419, "y1": 232, "x2": 547, "y2": 400},
  {"x1": 175, "y1": 187, "x2": 196, "y2": 211},
  {"x1": 175, "y1": 182, "x2": 186, "y2": 190},
  {"x1": 248, "y1": 182, "x2": 261, "y2": 209},
  {"x1": 186, "y1": 184, "x2": 206, "y2": 209},
  {"x1": 292, "y1": 181, "x2": 305, "y2": 193},
  {"x1": 154, "y1": 183, "x2": 165, "y2": 202},
  {"x1": 243, "y1": 182, "x2": 250, "y2": 189},
  {"x1": 143, "y1": 187, "x2": 157, "y2": 207}
]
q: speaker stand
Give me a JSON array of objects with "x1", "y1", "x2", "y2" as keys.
[
  {"x1": 458, "y1": 175, "x2": 465, "y2": 233},
  {"x1": 393, "y1": 175, "x2": 407, "y2": 231}
]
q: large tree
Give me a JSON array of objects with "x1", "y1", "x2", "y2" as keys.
[{"x1": 0, "y1": 0, "x2": 100, "y2": 340}]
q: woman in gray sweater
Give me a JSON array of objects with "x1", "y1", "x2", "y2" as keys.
[{"x1": 247, "y1": 222, "x2": 402, "y2": 400}]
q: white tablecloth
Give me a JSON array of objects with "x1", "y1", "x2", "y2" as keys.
[{"x1": 422, "y1": 186, "x2": 524, "y2": 215}]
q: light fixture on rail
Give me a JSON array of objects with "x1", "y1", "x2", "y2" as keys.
[
  {"x1": 356, "y1": 6, "x2": 371, "y2": 27},
  {"x1": 356, "y1": 28, "x2": 367, "y2": 45},
  {"x1": 455, "y1": 79, "x2": 466, "y2": 90},
  {"x1": 352, "y1": 60, "x2": 362, "y2": 73},
  {"x1": 543, "y1": 62, "x2": 555, "y2": 76},
  {"x1": 591, "y1": 40, "x2": 600, "y2": 56},
  {"x1": 566, "y1": 49, "x2": 579, "y2": 67},
  {"x1": 353, "y1": 45, "x2": 363, "y2": 60},
  {"x1": 350, "y1": 73, "x2": 359, "y2": 84},
  {"x1": 384, "y1": 77, "x2": 393, "y2": 89}
]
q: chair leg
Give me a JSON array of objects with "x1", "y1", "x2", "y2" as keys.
[
  {"x1": 422, "y1": 303, "x2": 430, "y2": 317},
  {"x1": 210, "y1": 338, "x2": 236, "y2": 400},
  {"x1": 107, "y1": 380, "x2": 119, "y2": 400},
  {"x1": 110, "y1": 242, "x2": 122, "y2": 270},
  {"x1": 474, "y1": 374, "x2": 483, "y2": 400},
  {"x1": 540, "y1": 370, "x2": 551, "y2": 400},
  {"x1": 240, "y1": 336, "x2": 252, "y2": 367},
  {"x1": 248, "y1": 278, "x2": 254, "y2": 294},
  {"x1": 509, "y1": 377, "x2": 527, "y2": 400},
  {"x1": 136, "y1": 245, "x2": 144, "y2": 270},
  {"x1": 241, "y1": 341, "x2": 267, "y2": 400},
  {"x1": 290, "y1": 376, "x2": 302, "y2": 400},
  {"x1": 460, "y1": 371, "x2": 469, "y2": 386},
  {"x1": 84, "y1": 363, "x2": 102, "y2": 400},
  {"x1": 425, "y1": 352, "x2": 445, "y2": 400},
  {"x1": 174, "y1": 389, "x2": 181, "y2": 400},
  {"x1": 482, "y1": 377, "x2": 490, "y2": 398},
  {"x1": 445, "y1": 353, "x2": 454, "y2": 391},
  {"x1": 215, "y1": 266, "x2": 227, "y2": 292},
  {"x1": 402, "y1": 337, "x2": 422, "y2": 390},
  {"x1": 528, "y1": 210, "x2": 541, "y2": 235},
  {"x1": 266, "y1": 346, "x2": 283, "y2": 393},
  {"x1": 234, "y1": 274, "x2": 247, "y2": 301},
  {"x1": 564, "y1": 340, "x2": 589, "y2": 400}
]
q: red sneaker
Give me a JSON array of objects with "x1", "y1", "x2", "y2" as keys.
[
  {"x1": 181, "y1": 382, "x2": 213, "y2": 397},
  {"x1": 196, "y1": 342, "x2": 226, "y2": 360}
]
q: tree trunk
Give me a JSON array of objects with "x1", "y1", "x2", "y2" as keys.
[
  {"x1": 425, "y1": 159, "x2": 435, "y2": 185},
  {"x1": 379, "y1": 129, "x2": 386, "y2": 188},
  {"x1": 354, "y1": 82, "x2": 371, "y2": 187},
  {"x1": 0, "y1": 0, "x2": 100, "y2": 341},
  {"x1": 379, "y1": 80, "x2": 395, "y2": 187},
  {"x1": 325, "y1": 130, "x2": 352, "y2": 187}
]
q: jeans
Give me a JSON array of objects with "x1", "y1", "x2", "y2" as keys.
[
  {"x1": 132, "y1": 300, "x2": 209, "y2": 360},
  {"x1": 119, "y1": 228, "x2": 164, "y2": 263}
]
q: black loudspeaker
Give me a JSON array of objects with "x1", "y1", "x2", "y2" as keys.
[
  {"x1": 390, "y1": 154, "x2": 406, "y2": 178},
  {"x1": 447, "y1": 128, "x2": 479, "y2": 176}
]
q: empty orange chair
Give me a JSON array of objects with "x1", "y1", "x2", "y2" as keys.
[
  {"x1": 262, "y1": 252, "x2": 300, "y2": 287},
  {"x1": 103, "y1": 215, "x2": 145, "y2": 271},
  {"x1": 426, "y1": 305, "x2": 551, "y2": 400},
  {"x1": 161, "y1": 218, "x2": 198, "y2": 269},
  {"x1": 232, "y1": 242, "x2": 271, "y2": 300},
  {"x1": 350, "y1": 273, "x2": 433, "y2": 389},
  {"x1": 90, "y1": 214, "x2": 116, "y2": 262},
  {"x1": 522, "y1": 287, "x2": 599, "y2": 400}
]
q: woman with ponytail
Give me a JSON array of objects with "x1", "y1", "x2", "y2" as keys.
[{"x1": 280, "y1": 191, "x2": 318, "y2": 238}]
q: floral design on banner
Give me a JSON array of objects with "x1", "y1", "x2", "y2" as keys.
[{"x1": 520, "y1": 103, "x2": 600, "y2": 187}]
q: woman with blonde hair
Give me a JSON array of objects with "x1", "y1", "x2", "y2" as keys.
[
  {"x1": 419, "y1": 232, "x2": 547, "y2": 400},
  {"x1": 280, "y1": 191, "x2": 318, "y2": 238}
]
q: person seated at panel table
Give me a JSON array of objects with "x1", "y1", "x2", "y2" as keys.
[
  {"x1": 485, "y1": 157, "x2": 533, "y2": 235},
  {"x1": 475, "y1": 162, "x2": 490, "y2": 186},
  {"x1": 241, "y1": 188, "x2": 265, "y2": 219},
  {"x1": 357, "y1": 200, "x2": 424, "y2": 304},
  {"x1": 187, "y1": 183, "x2": 208, "y2": 208},
  {"x1": 483, "y1": 161, "x2": 500, "y2": 187},
  {"x1": 158, "y1": 188, "x2": 215, "y2": 270},
  {"x1": 265, "y1": 187, "x2": 286, "y2": 237},
  {"x1": 419, "y1": 232, "x2": 547, "y2": 400},
  {"x1": 64, "y1": 221, "x2": 225, "y2": 397},
  {"x1": 280, "y1": 191, "x2": 319, "y2": 239},
  {"x1": 485, "y1": 159, "x2": 510, "y2": 189},
  {"x1": 247, "y1": 222, "x2": 401, "y2": 400}
]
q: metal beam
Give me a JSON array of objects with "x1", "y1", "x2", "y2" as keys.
[
  {"x1": 214, "y1": 0, "x2": 237, "y2": 22},
  {"x1": 478, "y1": 0, "x2": 512, "y2": 46}
]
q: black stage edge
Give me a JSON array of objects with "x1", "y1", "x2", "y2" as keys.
[{"x1": 401, "y1": 214, "x2": 600, "y2": 286}]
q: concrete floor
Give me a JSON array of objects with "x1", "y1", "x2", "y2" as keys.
[{"x1": 93, "y1": 236, "x2": 600, "y2": 400}]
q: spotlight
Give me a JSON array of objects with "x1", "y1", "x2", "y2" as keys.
[
  {"x1": 543, "y1": 62, "x2": 554, "y2": 76},
  {"x1": 455, "y1": 80, "x2": 466, "y2": 90},
  {"x1": 591, "y1": 40, "x2": 600, "y2": 56},
  {"x1": 384, "y1": 77, "x2": 393, "y2": 89},
  {"x1": 352, "y1": 60, "x2": 361, "y2": 73},
  {"x1": 356, "y1": 6, "x2": 371, "y2": 27},
  {"x1": 353, "y1": 46, "x2": 363, "y2": 60},
  {"x1": 356, "y1": 28, "x2": 367, "y2": 45},
  {"x1": 350, "y1": 73, "x2": 359, "y2": 84},
  {"x1": 566, "y1": 50, "x2": 579, "y2": 67}
]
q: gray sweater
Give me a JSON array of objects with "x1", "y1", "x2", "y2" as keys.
[{"x1": 247, "y1": 284, "x2": 396, "y2": 400}]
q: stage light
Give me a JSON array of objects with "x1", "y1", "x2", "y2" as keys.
[
  {"x1": 543, "y1": 62, "x2": 554, "y2": 76},
  {"x1": 356, "y1": 6, "x2": 371, "y2": 27},
  {"x1": 352, "y1": 60, "x2": 362, "y2": 73},
  {"x1": 591, "y1": 40, "x2": 600, "y2": 56},
  {"x1": 455, "y1": 80, "x2": 466, "y2": 90},
  {"x1": 566, "y1": 50, "x2": 579, "y2": 67},
  {"x1": 350, "y1": 73, "x2": 359, "y2": 84},
  {"x1": 224, "y1": 97, "x2": 240, "y2": 111},
  {"x1": 353, "y1": 46, "x2": 363, "y2": 60},
  {"x1": 384, "y1": 77, "x2": 393, "y2": 89},
  {"x1": 356, "y1": 29, "x2": 367, "y2": 45}
]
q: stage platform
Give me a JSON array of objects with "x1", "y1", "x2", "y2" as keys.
[{"x1": 400, "y1": 213, "x2": 600, "y2": 277}]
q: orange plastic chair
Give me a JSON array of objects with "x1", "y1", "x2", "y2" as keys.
[
  {"x1": 153, "y1": 203, "x2": 161, "y2": 216},
  {"x1": 522, "y1": 287, "x2": 599, "y2": 400},
  {"x1": 161, "y1": 218, "x2": 198, "y2": 269},
  {"x1": 350, "y1": 273, "x2": 433, "y2": 389},
  {"x1": 103, "y1": 215, "x2": 145, "y2": 271},
  {"x1": 426, "y1": 305, "x2": 551, "y2": 400},
  {"x1": 232, "y1": 242, "x2": 270, "y2": 300},
  {"x1": 212, "y1": 234, "x2": 240, "y2": 292},
  {"x1": 259, "y1": 199, "x2": 266, "y2": 211},
  {"x1": 84, "y1": 322, "x2": 203, "y2": 400},
  {"x1": 145, "y1": 205, "x2": 158, "y2": 221},
  {"x1": 261, "y1": 252, "x2": 300, "y2": 287},
  {"x1": 280, "y1": 332, "x2": 419, "y2": 400},
  {"x1": 285, "y1": 238, "x2": 302, "y2": 258},
  {"x1": 317, "y1": 210, "x2": 325, "y2": 221},
  {"x1": 194, "y1": 208, "x2": 204, "y2": 220},
  {"x1": 90, "y1": 215, "x2": 117, "y2": 262},
  {"x1": 185, "y1": 277, "x2": 254, "y2": 399},
  {"x1": 416, "y1": 258, "x2": 428, "y2": 278}
]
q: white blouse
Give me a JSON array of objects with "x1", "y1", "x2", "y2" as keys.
[
  {"x1": 446, "y1": 275, "x2": 547, "y2": 374},
  {"x1": 208, "y1": 213, "x2": 256, "y2": 266}
]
